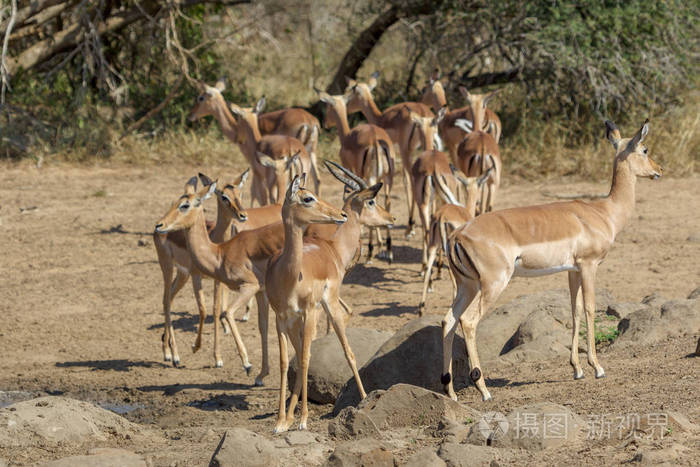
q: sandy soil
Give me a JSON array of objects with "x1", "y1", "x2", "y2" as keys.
[{"x1": 0, "y1": 161, "x2": 698, "y2": 465}]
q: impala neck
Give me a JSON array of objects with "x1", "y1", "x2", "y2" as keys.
[
  {"x1": 470, "y1": 104, "x2": 485, "y2": 135},
  {"x1": 184, "y1": 209, "x2": 222, "y2": 276},
  {"x1": 331, "y1": 197, "x2": 362, "y2": 269},
  {"x1": 211, "y1": 99, "x2": 240, "y2": 146},
  {"x1": 210, "y1": 201, "x2": 234, "y2": 243},
  {"x1": 465, "y1": 192, "x2": 478, "y2": 219},
  {"x1": 328, "y1": 106, "x2": 351, "y2": 141},
  {"x1": 606, "y1": 160, "x2": 637, "y2": 234},
  {"x1": 279, "y1": 205, "x2": 306, "y2": 282},
  {"x1": 360, "y1": 96, "x2": 383, "y2": 125}
]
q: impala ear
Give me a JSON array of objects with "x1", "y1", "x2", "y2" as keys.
[
  {"x1": 484, "y1": 89, "x2": 501, "y2": 106},
  {"x1": 234, "y1": 168, "x2": 250, "y2": 189},
  {"x1": 368, "y1": 71, "x2": 379, "y2": 90},
  {"x1": 625, "y1": 119, "x2": 649, "y2": 153},
  {"x1": 358, "y1": 182, "x2": 383, "y2": 201},
  {"x1": 299, "y1": 172, "x2": 308, "y2": 188},
  {"x1": 257, "y1": 152, "x2": 278, "y2": 168},
  {"x1": 214, "y1": 78, "x2": 226, "y2": 92},
  {"x1": 458, "y1": 86, "x2": 470, "y2": 100},
  {"x1": 198, "y1": 181, "x2": 217, "y2": 203},
  {"x1": 185, "y1": 176, "x2": 198, "y2": 194},
  {"x1": 316, "y1": 89, "x2": 333, "y2": 104},
  {"x1": 345, "y1": 76, "x2": 356, "y2": 87},
  {"x1": 430, "y1": 68, "x2": 440, "y2": 83},
  {"x1": 254, "y1": 96, "x2": 266, "y2": 114},
  {"x1": 454, "y1": 118, "x2": 473, "y2": 133},
  {"x1": 605, "y1": 120, "x2": 621, "y2": 150},
  {"x1": 287, "y1": 175, "x2": 301, "y2": 199},
  {"x1": 197, "y1": 173, "x2": 213, "y2": 188},
  {"x1": 228, "y1": 103, "x2": 244, "y2": 117},
  {"x1": 285, "y1": 151, "x2": 301, "y2": 171}
]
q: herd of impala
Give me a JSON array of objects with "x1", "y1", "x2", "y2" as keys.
[{"x1": 152, "y1": 70, "x2": 662, "y2": 432}]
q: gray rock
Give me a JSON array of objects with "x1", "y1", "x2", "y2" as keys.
[
  {"x1": 405, "y1": 448, "x2": 446, "y2": 467},
  {"x1": 0, "y1": 396, "x2": 147, "y2": 448},
  {"x1": 333, "y1": 317, "x2": 471, "y2": 412},
  {"x1": 40, "y1": 448, "x2": 146, "y2": 467},
  {"x1": 686, "y1": 287, "x2": 700, "y2": 300},
  {"x1": 606, "y1": 302, "x2": 649, "y2": 320},
  {"x1": 615, "y1": 298, "x2": 700, "y2": 348},
  {"x1": 325, "y1": 439, "x2": 395, "y2": 467},
  {"x1": 640, "y1": 292, "x2": 667, "y2": 308},
  {"x1": 284, "y1": 430, "x2": 319, "y2": 446},
  {"x1": 479, "y1": 288, "x2": 615, "y2": 363},
  {"x1": 466, "y1": 402, "x2": 583, "y2": 450},
  {"x1": 289, "y1": 328, "x2": 391, "y2": 404},
  {"x1": 330, "y1": 384, "x2": 479, "y2": 440},
  {"x1": 210, "y1": 428, "x2": 279, "y2": 467},
  {"x1": 437, "y1": 442, "x2": 497, "y2": 467}
]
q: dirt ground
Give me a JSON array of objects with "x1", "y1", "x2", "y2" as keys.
[{"x1": 0, "y1": 161, "x2": 698, "y2": 465}]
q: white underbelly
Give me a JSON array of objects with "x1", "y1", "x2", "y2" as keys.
[{"x1": 513, "y1": 259, "x2": 579, "y2": 277}]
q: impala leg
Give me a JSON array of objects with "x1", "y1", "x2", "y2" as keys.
[
  {"x1": 274, "y1": 317, "x2": 290, "y2": 433},
  {"x1": 486, "y1": 182, "x2": 497, "y2": 213},
  {"x1": 418, "y1": 203, "x2": 431, "y2": 276},
  {"x1": 581, "y1": 264, "x2": 605, "y2": 378},
  {"x1": 191, "y1": 274, "x2": 206, "y2": 354},
  {"x1": 212, "y1": 281, "x2": 224, "y2": 368},
  {"x1": 164, "y1": 269, "x2": 188, "y2": 366},
  {"x1": 299, "y1": 308, "x2": 317, "y2": 430},
  {"x1": 568, "y1": 271, "x2": 585, "y2": 379},
  {"x1": 222, "y1": 284, "x2": 258, "y2": 373},
  {"x1": 241, "y1": 297, "x2": 254, "y2": 322},
  {"x1": 221, "y1": 288, "x2": 231, "y2": 334},
  {"x1": 419, "y1": 243, "x2": 439, "y2": 315},
  {"x1": 383, "y1": 182, "x2": 393, "y2": 263},
  {"x1": 323, "y1": 299, "x2": 366, "y2": 399},
  {"x1": 254, "y1": 292, "x2": 270, "y2": 386},
  {"x1": 366, "y1": 228, "x2": 375, "y2": 264},
  {"x1": 403, "y1": 167, "x2": 415, "y2": 237},
  {"x1": 284, "y1": 327, "x2": 304, "y2": 430},
  {"x1": 442, "y1": 288, "x2": 471, "y2": 401}
]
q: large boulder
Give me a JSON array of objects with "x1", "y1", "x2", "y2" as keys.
[
  {"x1": 289, "y1": 328, "x2": 392, "y2": 404},
  {"x1": 0, "y1": 396, "x2": 148, "y2": 448},
  {"x1": 405, "y1": 448, "x2": 446, "y2": 467},
  {"x1": 333, "y1": 316, "x2": 470, "y2": 412},
  {"x1": 437, "y1": 442, "x2": 501, "y2": 467},
  {"x1": 477, "y1": 288, "x2": 615, "y2": 363},
  {"x1": 329, "y1": 384, "x2": 479, "y2": 440},
  {"x1": 466, "y1": 402, "x2": 584, "y2": 450},
  {"x1": 210, "y1": 428, "x2": 279, "y2": 467},
  {"x1": 41, "y1": 448, "x2": 146, "y2": 467},
  {"x1": 615, "y1": 298, "x2": 700, "y2": 348}
]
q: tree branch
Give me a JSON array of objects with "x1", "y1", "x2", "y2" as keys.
[{"x1": 459, "y1": 67, "x2": 522, "y2": 89}]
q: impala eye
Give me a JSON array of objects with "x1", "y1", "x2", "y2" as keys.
[
  {"x1": 197, "y1": 95, "x2": 204, "y2": 102},
  {"x1": 302, "y1": 196, "x2": 314, "y2": 203},
  {"x1": 179, "y1": 203, "x2": 190, "y2": 211},
  {"x1": 643, "y1": 147, "x2": 648, "y2": 155},
  {"x1": 367, "y1": 199, "x2": 375, "y2": 207}
]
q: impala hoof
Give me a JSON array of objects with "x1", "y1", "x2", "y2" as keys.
[
  {"x1": 298, "y1": 422, "x2": 307, "y2": 430},
  {"x1": 172, "y1": 358, "x2": 181, "y2": 368},
  {"x1": 481, "y1": 392, "x2": 493, "y2": 402},
  {"x1": 254, "y1": 378, "x2": 265, "y2": 387},
  {"x1": 191, "y1": 343, "x2": 201, "y2": 353},
  {"x1": 244, "y1": 364, "x2": 252, "y2": 375},
  {"x1": 215, "y1": 359, "x2": 224, "y2": 368},
  {"x1": 595, "y1": 369, "x2": 606, "y2": 379},
  {"x1": 240, "y1": 315, "x2": 249, "y2": 322},
  {"x1": 164, "y1": 355, "x2": 172, "y2": 362},
  {"x1": 573, "y1": 370, "x2": 584, "y2": 380}
]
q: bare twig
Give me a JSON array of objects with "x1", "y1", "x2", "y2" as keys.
[
  {"x1": 119, "y1": 74, "x2": 184, "y2": 139},
  {"x1": 1, "y1": 0, "x2": 17, "y2": 105}
]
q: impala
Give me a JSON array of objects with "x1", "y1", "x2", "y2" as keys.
[
  {"x1": 187, "y1": 81, "x2": 319, "y2": 206},
  {"x1": 316, "y1": 89, "x2": 395, "y2": 262},
  {"x1": 153, "y1": 172, "x2": 251, "y2": 368},
  {"x1": 345, "y1": 71, "x2": 434, "y2": 236},
  {"x1": 454, "y1": 86, "x2": 502, "y2": 213},
  {"x1": 440, "y1": 120, "x2": 661, "y2": 401},
  {"x1": 266, "y1": 169, "x2": 394, "y2": 433},
  {"x1": 229, "y1": 97, "x2": 316, "y2": 205},
  {"x1": 155, "y1": 180, "x2": 285, "y2": 385},
  {"x1": 420, "y1": 70, "x2": 502, "y2": 160},
  {"x1": 418, "y1": 168, "x2": 491, "y2": 316}
]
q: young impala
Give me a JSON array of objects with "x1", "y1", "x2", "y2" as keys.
[{"x1": 440, "y1": 119, "x2": 662, "y2": 401}]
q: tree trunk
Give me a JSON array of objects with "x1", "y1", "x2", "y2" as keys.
[{"x1": 326, "y1": 6, "x2": 400, "y2": 94}]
